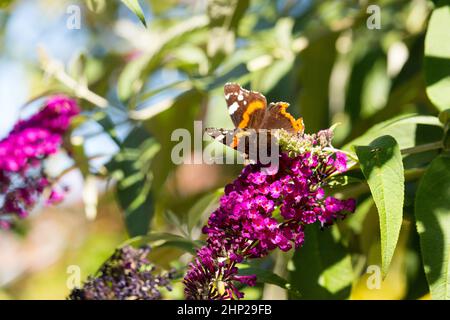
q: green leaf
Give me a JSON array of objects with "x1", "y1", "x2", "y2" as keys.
[
  {"x1": 187, "y1": 189, "x2": 222, "y2": 234},
  {"x1": 355, "y1": 135, "x2": 404, "y2": 276},
  {"x1": 127, "y1": 232, "x2": 202, "y2": 254},
  {"x1": 85, "y1": 0, "x2": 106, "y2": 13},
  {"x1": 117, "y1": 57, "x2": 147, "y2": 102},
  {"x1": 343, "y1": 114, "x2": 443, "y2": 151},
  {"x1": 106, "y1": 127, "x2": 160, "y2": 237},
  {"x1": 289, "y1": 225, "x2": 353, "y2": 299},
  {"x1": 431, "y1": 0, "x2": 450, "y2": 6},
  {"x1": 0, "y1": 0, "x2": 14, "y2": 8},
  {"x1": 147, "y1": 0, "x2": 177, "y2": 15},
  {"x1": 424, "y1": 5, "x2": 450, "y2": 111},
  {"x1": 92, "y1": 111, "x2": 122, "y2": 146},
  {"x1": 208, "y1": 0, "x2": 249, "y2": 31},
  {"x1": 238, "y1": 267, "x2": 300, "y2": 297},
  {"x1": 121, "y1": 0, "x2": 147, "y2": 27},
  {"x1": 415, "y1": 155, "x2": 450, "y2": 299},
  {"x1": 206, "y1": 0, "x2": 250, "y2": 60},
  {"x1": 229, "y1": 0, "x2": 250, "y2": 31},
  {"x1": 346, "y1": 197, "x2": 375, "y2": 234},
  {"x1": 251, "y1": 59, "x2": 293, "y2": 94},
  {"x1": 163, "y1": 210, "x2": 188, "y2": 237},
  {"x1": 439, "y1": 109, "x2": 450, "y2": 125},
  {"x1": 117, "y1": 15, "x2": 208, "y2": 101},
  {"x1": 297, "y1": 32, "x2": 338, "y2": 132}
]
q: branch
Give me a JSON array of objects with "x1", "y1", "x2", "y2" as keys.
[{"x1": 38, "y1": 47, "x2": 108, "y2": 108}]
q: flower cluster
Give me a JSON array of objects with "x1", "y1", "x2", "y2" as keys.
[
  {"x1": 68, "y1": 245, "x2": 176, "y2": 300},
  {"x1": 0, "y1": 95, "x2": 79, "y2": 229},
  {"x1": 184, "y1": 129, "x2": 355, "y2": 300}
]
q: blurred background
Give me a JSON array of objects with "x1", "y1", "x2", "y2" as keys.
[{"x1": 0, "y1": 0, "x2": 440, "y2": 299}]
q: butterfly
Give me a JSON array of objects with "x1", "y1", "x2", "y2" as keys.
[{"x1": 205, "y1": 83, "x2": 304, "y2": 160}]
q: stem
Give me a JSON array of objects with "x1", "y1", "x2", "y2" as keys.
[
  {"x1": 262, "y1": 250, "x2": 290, "y2": 299},
  {"x1": 38, "y1": 47, "x2": 109, "y2": 108},
  {"x1": 52, "y1": 154, "x2": 112, "y2": 184},
  {"x1": 404, "y1": 167, "x2": 426, "y2": 181},
  {"x1": 400, "y1": 141, "x2": 443, "y2": 155}
]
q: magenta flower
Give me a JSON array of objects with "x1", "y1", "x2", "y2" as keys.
[
  {"x1": 46, "y1": 189, "x2": 66, "y2": 205},
  {"x1": 0, "y1": 95, "x2": 79, "y2": 228},
  {"x1": 184, "y1": 129, "x2": 356, "y2": 299}
]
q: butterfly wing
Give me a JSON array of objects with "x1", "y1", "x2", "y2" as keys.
[
  {"x1": 260, "y1": 102, "x2": 304, "y2": 134},
  {"x1": 205, "y1": 127, "x2": 263, "y2": 163},
  {"x1": 204, "y1": 128, "x2": 237, "y2": 147},
  {"x1": 207, "y1": 84, "x2": 303, "y2": 159},
  {"x1": 224, "y1": 83, "x2": 267, "y2": 129}
]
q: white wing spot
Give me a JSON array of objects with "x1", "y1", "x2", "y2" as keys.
[
  {"x1": 225, "y1": 93, "x2": 231, "y2": 100},
  {"x1": 237, "y1": 94, "x2": 244, "y2": 101},
  {"x1": 229, "y1": 102, "x2": 240, "y2": 115}
]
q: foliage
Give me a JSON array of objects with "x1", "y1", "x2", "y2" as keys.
[{"x1": 1, "y1": 0, "x2": 450, "y2": 300}]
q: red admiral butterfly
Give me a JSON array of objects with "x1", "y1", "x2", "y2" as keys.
[{"x1": 205, "y1": 83, "x2": 304, "y2": 159}]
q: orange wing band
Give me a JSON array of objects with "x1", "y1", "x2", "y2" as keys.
[
  {"x1": 238, "y1": 101, "x2": 265, "y2": 128},
  {"x1": 279, "y1": 102, "x2": 304, "y2": 133}
]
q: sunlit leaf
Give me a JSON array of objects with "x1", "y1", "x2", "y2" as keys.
[
  {"x1": 117, "y1": 16, "x2": 209, "y2": 101},
  {"x1": 355, "y1": 135, "x2": 404, "y2": 276},
  {"x1": 147, "y1": 0, "x2": 177, "y2": 15},
  {"x1": 85, "y1": 0, "x2": 106, "y2": 13},
  {"x1": 0, "y1": 0, "x2": 14, "y2": 8},
  {"x1": 117, "y1": 56, "x2": 147, "y2": 103},
  {"x1": 343, "y1": 114, "x2": 443, "y2": 151},
  {"x1": 415, "y1": 155, "x2": 450, "y2": 299},
  {"x1": 289, "y1": 225, "x2": 353, "y2": 299},
  {"x1": 424, "y1": 5, "x2": 450, "y2": 111},
  {"x1": 207, "y1": 0, "x2": 249, "y2": 61},
  {"x1": 187, "y1": 189, "x2": 222, "y2": 234},
  {"x1": 121, "y1": 0, "x2": 147, "y2": 27}
]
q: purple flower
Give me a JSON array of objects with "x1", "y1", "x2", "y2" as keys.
[
  {"x1": 184, "y1": 131, "x2": 356, "y2": 299},
  {"x1": 247, "y1": 171, "x2": 267, "y2": 185},
  {"x1": 68, "y1": 245, "x2": 175, "y2": 300},
  {"x1": 334, "y1": 152, "x2": 348, "y2": 173},
  {"x1": 0, "y1": 95, "x2": 79, "y2": 229},
  {"x1": 46, "y1": 189, "x2": 66, "y2": 205},
  {"x1": 234, "y1": 275, "x2": 257, "y2": 286},
  {"x1": 268, "y1": 180, "x2": 283, "y2": 198}
]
